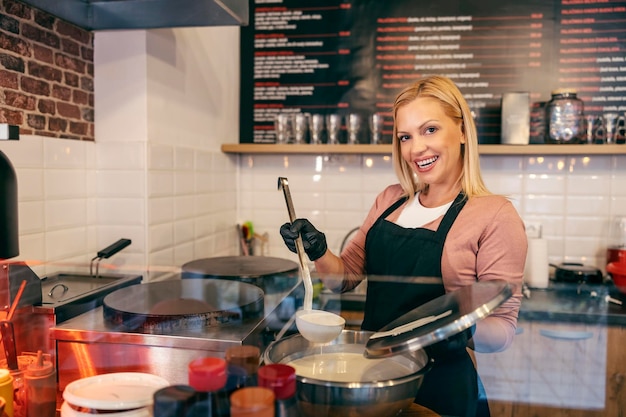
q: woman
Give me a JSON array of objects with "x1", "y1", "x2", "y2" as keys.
[{"x1": 280, "y1": 75, "x2": 527, "y2": 417}]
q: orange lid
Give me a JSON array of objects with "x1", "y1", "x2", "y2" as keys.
[{"x1": 230, "y1": 387, "x2": 275, "y2": 412}]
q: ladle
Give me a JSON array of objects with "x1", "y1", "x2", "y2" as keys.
[{"x1": 278, "y1": 177, "x2": 345, "y2": 343}]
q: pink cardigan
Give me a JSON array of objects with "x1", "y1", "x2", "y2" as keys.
[{"x1": 339, "y1": 184, "x2": 527, "y2": 352}]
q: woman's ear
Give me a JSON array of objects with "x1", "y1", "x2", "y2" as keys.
[{"x1": 459, "y1": 122, "x2": 466, "y2": 144}]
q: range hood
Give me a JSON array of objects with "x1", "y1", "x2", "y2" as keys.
[{"x1": 19, "y1": 0, "x2": 248, "y2": 30}]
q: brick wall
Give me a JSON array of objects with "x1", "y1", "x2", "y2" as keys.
[{"x1": 0, "y1": 0, "x2": 94, "y2": 141}]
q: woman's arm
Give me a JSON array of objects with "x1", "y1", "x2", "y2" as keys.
[{"x1": 443, "y1": 196, "x2": 527, "y2": 353}]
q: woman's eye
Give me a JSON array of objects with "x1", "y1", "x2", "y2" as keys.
[
  {"x1": 398, "y1": 134, "x2": 410, "y2": 142},
  {"x1": 424, "y1": 126, "x2": 437, "y2": 135}
]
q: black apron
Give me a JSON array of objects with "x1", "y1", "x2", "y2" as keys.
[{"x1": 363, "y1": 192, "x2": 486, "y2": 417}]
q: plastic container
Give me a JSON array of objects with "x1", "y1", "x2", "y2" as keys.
[
  {"x1": 9, "y1": 370, "x2": 24, "y2": 417},
  {"x1": 0, "y1": 369, "x2": 14, "y2": 417},
  {"x1": 153, "y1": 385, "x2": 197, "y2": 417},
  {"x1": 61, "y1": 372, "x2": 169, "y2": 417},
  {"x1": 188, "y1": 357, "x2": 230, "y2": 417},
  {"x1": 1, "y1": 353, "x2": 41, "y2": 417},
  {"x1": 607, "y1": 216, "x2": 626, "y2": 265},
  {"x1": 230, "y1": 387, "x2": 274, "y2": 417},
  {"x1": 24, "y1": 351, "x2": 56, "y2": 417},
  {"x1": 225, "y1": 346, "x2": 260, "y2": 390},
  {"x1": 546, "y1": 88, "x2": 584, "y2": 144},
  {"x1": 257, "y1": 365, "x2": 298, "y2": 417}
]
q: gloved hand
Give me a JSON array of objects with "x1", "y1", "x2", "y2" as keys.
[
  {"x1": 279, "y1": 219, "x2": 328, "y2": 261},
  {"x1": 425, "y1": 324, "x2": 475, "y2": 361}
]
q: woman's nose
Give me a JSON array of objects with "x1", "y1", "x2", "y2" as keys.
[{"x1": 409, "y1": 136, "x2": 427, "y2": 154}]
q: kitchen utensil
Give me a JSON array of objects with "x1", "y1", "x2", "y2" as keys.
[
  {"x1": 102, "y1": 279, "x2": 264, "y2": 333},
  {"x1": 263, "y1": 330, "x2": 430, "y2": 417},
  {"x1": 365, "y1": 279, "x2": 512, "y2": 358},
  {"x1": 89, "y1": 238, "x2": 131, "y2": 278},
  {"x1": 552, "y1": 263, "x2": 604, "y2": 284},
  {"x1": 237, "y1": 224, "x2": 249, "y2": 256},
  {"x1": 181, "y1": 255, "x2": 299, "y2": 294},
  {"x1": 293, "y1": 309, "x2": 345, "y2": 344},
  {"x1": 0, "y1": 279, "x2": 26, "y2": 371},
  {"x1": 0, "y1": 321, "x2": 17, "y2": 372},
  {"x1": 277, "y1": 177, "x2": 345, "y2": 343}
]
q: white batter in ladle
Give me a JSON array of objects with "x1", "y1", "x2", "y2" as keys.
[{"x1": 278, "y1": 177, "x2": 345, "y2": 343}]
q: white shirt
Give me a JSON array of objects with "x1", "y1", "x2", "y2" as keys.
[{"x1": 396, "y1": 192, "x2": 453, "y2": 228}]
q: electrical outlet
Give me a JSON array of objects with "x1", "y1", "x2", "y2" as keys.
[{"x1": 525, "y1": 221, "x2": 543, "y2": 239}]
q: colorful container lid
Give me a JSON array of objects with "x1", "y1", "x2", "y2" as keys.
[
  {"x1": 188, "y1": 356, "x2": 227, "y2": 392},
  {"x1": 62, "y1": 372, "x2": 169, "y2": 411},
  {"x1": 258, "y1": 364, "x2": 296, "y2": 400},
  {"x1": 365, "y1": 280, "x2": 512, "y2": 358}
]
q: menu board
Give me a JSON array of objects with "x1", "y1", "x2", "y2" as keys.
[{"x1": 239, "y1": 0, "x2": 626, "y2": 144}]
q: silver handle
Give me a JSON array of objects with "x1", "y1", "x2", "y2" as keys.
[{"x1": 278, "y1": 177, "x2": 313, "y2": 310}]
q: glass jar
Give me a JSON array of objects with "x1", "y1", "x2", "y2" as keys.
[{"x1": 546, "y1": 88, "x2": 584, "y2": 143}]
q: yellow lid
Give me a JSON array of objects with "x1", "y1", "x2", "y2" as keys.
[
  {"x1": 551, "y1": 88, "x2": 577, "y2": 96},
  {"x1": 0, "y1": 368, "x2": 12, "y2": 383}
]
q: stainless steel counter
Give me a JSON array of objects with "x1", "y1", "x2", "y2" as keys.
[
  {"x1": 50, "y1": 275, "x2": 303, "y2": 390},
  {"x1": 518, "y1": 281, "x2": 626, "y2": 325}
]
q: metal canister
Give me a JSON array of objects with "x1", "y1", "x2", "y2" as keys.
[{"x1": 546, "y1": 88, "x2": 584, "y2": 143}]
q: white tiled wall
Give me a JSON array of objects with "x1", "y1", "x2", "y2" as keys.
[
  {"x1": 238, "y1": 152, "x2": 626, "y2": 272},
  {"x1": 0, "y1": 137, "x2": 238, "y2": 281}
]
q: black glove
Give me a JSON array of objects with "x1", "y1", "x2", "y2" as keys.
[
  {"x1": 279, "y1": 219, "x2": 327, "y2": 261},
  {"x1": 425, "y1": 324, "x2": 475, "y2": 361}
]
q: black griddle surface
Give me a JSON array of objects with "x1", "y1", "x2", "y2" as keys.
[
  {"x1": 102, "y1": 279, "x2": 264, "y2": 333},
  {"x1": 181, "y1": 256, "x2": 298, "y2": 279}
]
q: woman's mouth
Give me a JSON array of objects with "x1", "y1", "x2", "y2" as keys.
[{"x1": 416, "y1": 156, "x2": 438, "y2": 170}]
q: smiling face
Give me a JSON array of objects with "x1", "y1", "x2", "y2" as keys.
[{"x1": 396, "y1": 96, "x2": 465, "y2": 203}]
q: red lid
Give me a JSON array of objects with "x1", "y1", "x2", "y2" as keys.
[
  {"x1": 608, "y1": 261, "x2": 626, "y2": 275},
  {"x1": 188, "y1": 357, "x2": 227, "y2": 392},
  {"x1": 257, "y1": 364, "x2": 296, "y2": 400}
]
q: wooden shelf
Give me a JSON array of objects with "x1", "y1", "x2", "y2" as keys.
[{"x1": 221, "y1": 143, "x2": 626, "y2": 155}]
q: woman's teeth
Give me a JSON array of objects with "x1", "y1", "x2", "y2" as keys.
[{"x1": 417, "y1": 156, "x2": 438, "y2": 169}]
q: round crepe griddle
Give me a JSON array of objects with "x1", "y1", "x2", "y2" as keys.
[
  {"x1": 102, "y1": 279, "x2": 264, "y2": 333},
  {"x1": 181, "y1": 256, "x2": 298, "y2": 279},
  {"x1": 181, "y1": 256, "x2": 300, "y2": 293}
]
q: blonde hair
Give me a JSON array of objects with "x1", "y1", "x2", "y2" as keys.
[{"x1": 391, "y1": 75, "x2": 491, "y2": 200}]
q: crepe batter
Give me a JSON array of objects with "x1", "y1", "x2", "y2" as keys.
[{"x1": 287, "y1": 352, "x2": 415, "y2": 383}]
